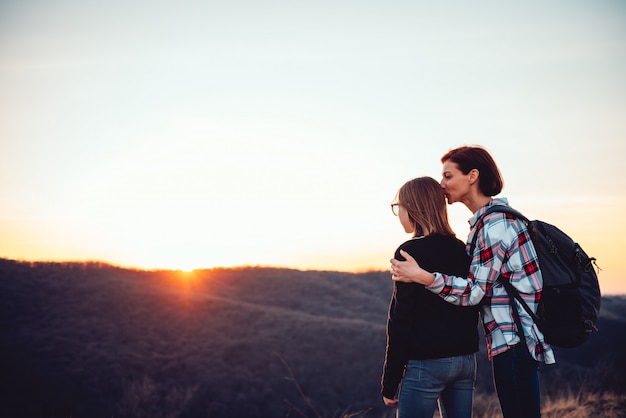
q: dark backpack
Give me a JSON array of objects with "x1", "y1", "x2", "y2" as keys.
[{"x1": 470, "y1": 205, "x2": 601, "y2": 348}]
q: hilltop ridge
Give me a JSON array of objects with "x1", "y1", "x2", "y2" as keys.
[{"x1": 0, "y1": 259, "x2": 624, "y2": 417}]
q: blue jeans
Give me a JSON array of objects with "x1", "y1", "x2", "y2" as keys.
[
  {"x1": 492, "y1": 344, "x2": 541, "y2": 418},
  {"x1": 397, "y1": 354, "x2": 476, "y2": 418}
]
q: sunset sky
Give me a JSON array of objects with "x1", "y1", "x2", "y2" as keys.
[{"x1": 1, "y1": 1, "x2": 625, "y2": 294}]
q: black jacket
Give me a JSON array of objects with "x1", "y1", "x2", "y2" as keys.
[{"x1": 381, "y1": 234, "x2": 479, "y2": 399}]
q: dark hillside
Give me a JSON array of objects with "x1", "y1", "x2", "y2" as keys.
[
  {"x1": 0, "y1": 259, "x2": 624, "y2": 417},
  {"x1": 0, "y1": 261, "x2": 394, "y2": 417}
]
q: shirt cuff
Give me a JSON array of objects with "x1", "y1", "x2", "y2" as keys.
[
  {"x1": 426, "y1": 272, "x2": 445, "y2": 294},
  {"x1": 381, "y1": 385, "x2": 398, "y2": 400}
]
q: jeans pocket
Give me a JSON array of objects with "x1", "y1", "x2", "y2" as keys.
[
  {"x1": 405, "y1": 358, "x2": 456, "y2": 389},
  {"x1": 461, "y1": 354, "x2": 477, "y2": 384}
]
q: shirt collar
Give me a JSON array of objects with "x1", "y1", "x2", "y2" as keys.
[{"x1": 468, "y1": 197, "x2": 509, "y2": 227}]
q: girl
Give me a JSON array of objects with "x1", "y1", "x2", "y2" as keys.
[{"x1": 382, "y1": 176, "x2": 479, "y2": 418}]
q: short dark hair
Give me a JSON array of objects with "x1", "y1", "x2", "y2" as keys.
[{"x1": 441, "y1": 146, "x2": 504, "y2": 196}]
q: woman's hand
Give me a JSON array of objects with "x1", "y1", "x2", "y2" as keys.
[
  {"x1": 390, "y1": 250, "x2": 435, "y2": 285},
  {"x1": 383, "y1": 396, "x2": 399, "y2": 407}
]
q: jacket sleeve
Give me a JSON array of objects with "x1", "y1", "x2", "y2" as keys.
[
  {"x1": 426, "y1": 215, "x2": 513, "y2": 306},
  {"x1": 381, "y1": 281, "x2": 416, "y2": 399}
]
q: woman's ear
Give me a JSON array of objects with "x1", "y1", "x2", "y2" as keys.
[{"x1": 468, "y1": 168, "x2": 479, "y2": 184}]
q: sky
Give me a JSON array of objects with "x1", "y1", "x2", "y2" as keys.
[{"x1": 1, "y1": 0, "x2": 625, "y2": 294}]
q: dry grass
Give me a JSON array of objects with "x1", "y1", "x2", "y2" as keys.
[
  {"x1": 111, "y1": 384, "x2": 626, "y2": 418},
  {"x1": 542, "y1": 390, "x2": 626, "y2": 418},
  {"x1": 471, "y1": 392, "x2": 502, "y2": 418},
  {"x1": 280, "y1": 355, "x2": 626, "y2": 418},
  {"x1": 471, "y1": 389, "x2": 626, "y2": 418},
  {"x1": 117, "y1": 376, "x2": 198, "y2": 418}
]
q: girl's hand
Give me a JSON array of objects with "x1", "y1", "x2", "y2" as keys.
[{"x1": 383, "y1": 396, "x2": 399, "y2": 407}]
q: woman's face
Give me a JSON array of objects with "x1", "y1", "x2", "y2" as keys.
[{"x1": 440, "y1": 160, "x2": 472, "y2": 205}]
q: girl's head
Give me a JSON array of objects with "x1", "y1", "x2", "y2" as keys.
[
  {"x1": 441, "y1": 145, "x2": 503, "y2": 196},
  {"x1": 395, "y1": 176, "x2": 455, "y2": 237}
]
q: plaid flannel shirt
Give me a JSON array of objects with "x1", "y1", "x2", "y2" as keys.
[{"x1": 427, "y1": 198, "x2": 555, "y2": 364}]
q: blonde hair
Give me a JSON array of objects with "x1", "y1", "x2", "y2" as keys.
[{"x1": 398, "y1": 176, "x2": 455, "y2": 237}]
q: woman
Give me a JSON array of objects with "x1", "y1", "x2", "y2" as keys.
[
  {"x1": 390, "y1": 146, "x2": 556, "y2": 418},
  {"x1": 382, "y1": 176, "x2": 479, "y2": 418}
]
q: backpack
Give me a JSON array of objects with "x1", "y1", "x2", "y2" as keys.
[{"x1": 470, "y1": 205, "x2": 602, "y2": 348}]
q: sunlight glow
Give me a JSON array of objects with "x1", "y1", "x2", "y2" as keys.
[{"x1": 0, "y1": 1, "x2": 625, "y2": 293}]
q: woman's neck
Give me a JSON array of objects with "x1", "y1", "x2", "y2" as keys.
[{"x1": 464, "y1": 195, "x2": 492, "y2": 214}]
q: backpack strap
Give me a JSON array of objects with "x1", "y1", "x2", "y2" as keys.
[
  {"x1": 499, "y1": 276, "x2": 542, "y2": 326},
  {"x1": 468, "y1": 205, "x2": 542, "y2": 346},
  {"x1": 500, "y1": 278, "x2": 530, "y2": 348},
  {"x1": 468, "y1": 205, "x2": 529, "y2": 255}
]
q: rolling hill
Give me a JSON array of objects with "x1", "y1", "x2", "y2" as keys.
[{"x1": 1, "y1": 259, "x2": 624, "y2": 417}]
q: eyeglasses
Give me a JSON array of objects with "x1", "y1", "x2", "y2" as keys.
[{"x1": 391, "y1": 203, "x2": 400, "y2": 216}]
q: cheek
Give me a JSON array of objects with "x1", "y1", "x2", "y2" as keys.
[
  {"x1": 400, "y1": 215, "x2": 414, "y2": 233},
  {"x1": 447, "y1": 179, "x2": 460, "y2": 191}
]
